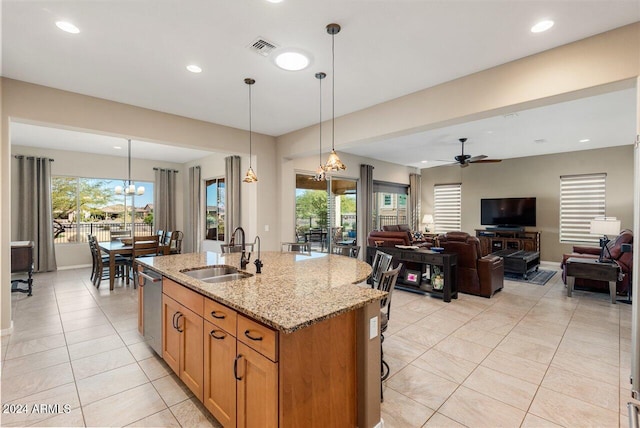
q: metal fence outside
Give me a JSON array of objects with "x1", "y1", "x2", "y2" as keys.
[
  {"x1": 54, "y1": 222, "x2": 154, "y2": 244},
  {"x1": 377, "y1": 215, "x2": 408, "y2": 228}
]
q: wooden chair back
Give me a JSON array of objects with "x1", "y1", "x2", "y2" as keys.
[
  {"x1": 281, "y1": 242, "x2": 311, "y2": 254},
  {"x1": 371, "y1": 250, "x2": 393, "y2": 288},
  {"x1": 133, "y1": 235, "x2": 160, "y2": 258},
  {"x1": 332, "y1": 245, "x2": 360, "y2": 258}
]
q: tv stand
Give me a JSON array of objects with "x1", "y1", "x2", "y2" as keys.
[
  {"x1": 486, "y1": 226, "x2": 525, "y2": 232},
  {"x1": 475, "y1": 229, "x2": 540, "y2": 257}
]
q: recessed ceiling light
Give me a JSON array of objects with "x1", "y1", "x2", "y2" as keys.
[
  {"x1": 186, "y1": 64, "x2": 202, "y2": 73},
  {"x1": 579, "y1": 138, "x2": 591, "y2": 143},
  {"x1": 421, "y1": 160, "x2": 428, "y2": 164},
  {"x1": 531, "y1": 20, "x2": 554, "y2": 33},
  {"x1": 274, "y1": 51, "x2": 310, "y2": 71},
  {"x1": 55, "y1": 21, "x2": 80, "y2": 34},
  {"x1": 266, "y1": 0, "x2": 284, "y2": 3},
  {"x1": 113, "y1": 146, "x2": 122, "y2": 150},
  {"x1": 534, "y1": 139, "x2": 547, "y2": 144}
]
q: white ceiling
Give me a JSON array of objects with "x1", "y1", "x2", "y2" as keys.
[{"x1": 2, "y1": 0, "x2": 639, "y2": 140}]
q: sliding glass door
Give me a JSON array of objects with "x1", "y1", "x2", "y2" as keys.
[{"x1": 295, "y1": 174, "x2": 357, "y2": 252}]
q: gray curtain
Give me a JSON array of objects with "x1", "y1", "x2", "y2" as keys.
[
  {"x1": 409, "y1": 173, "x2": 421, "y2": 231},
  {"x1": 15, "y1": 156, "x2": 57, "y2": 272},
  {"x1": 359, "y1": 164, "x2": 374, "y2": 250},
  {"x1": 187, "y1": 166, "x2": 202, "y2": 253},
  {"x1": 225, "y1": 156, "x2": 241, "y2": 243},
  {"x1": 154, "y1": 168, "x2": 178, "y2": 232}
]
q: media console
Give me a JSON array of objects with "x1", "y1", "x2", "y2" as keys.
[{"x1": 475, "y1": 229, "x2": 540, "y2": 257}]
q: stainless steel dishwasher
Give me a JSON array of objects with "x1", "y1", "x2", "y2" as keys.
[{"x1": 138, "y1": 266, "x2": 163, "y2": 356}]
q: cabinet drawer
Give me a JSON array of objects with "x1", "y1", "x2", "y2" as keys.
[
  {"x1": 238, "y1": 315, "x2": 278, "y2": 362},
  {"x1": 204, "y1": 298, "x2": 237, "y2": 336},
  {"x1": 163, "y1": 278, "x2": 204, "y2": 317}
]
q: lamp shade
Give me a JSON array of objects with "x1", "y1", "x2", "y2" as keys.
[
  {"x1": 590, "y1": 217, "x2": 620, "y2": 236},
  {"x1": 422, "y1": 214, "x2": 434, "y2": 224}
]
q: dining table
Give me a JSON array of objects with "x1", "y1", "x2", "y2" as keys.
[{"x1": 98, "y1": 240, "x2": 169, "y2": 290}]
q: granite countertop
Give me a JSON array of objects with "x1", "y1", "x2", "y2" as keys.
[{"x1": 137, "y1": 251, "x2": 385, "y2": 334}]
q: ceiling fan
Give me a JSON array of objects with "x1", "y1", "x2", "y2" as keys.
[{"x1": 446, "y1": 138, "x2": 502, "y2": 167}]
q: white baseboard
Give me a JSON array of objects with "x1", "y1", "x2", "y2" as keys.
[
  {"x1": 57, "y1": 264, "x2": 92, "y2": 271},
  {"x1": 1, "y1": 321, "x2": 14, "y2": 336}
]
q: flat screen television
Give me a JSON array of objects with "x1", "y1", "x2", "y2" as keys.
[{"x1": 480, "y1": 197, "x2": 536, "y2": 227}]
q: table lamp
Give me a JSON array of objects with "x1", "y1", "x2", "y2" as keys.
[
  {"x1": 422, "y1": 214, "x2": 434, "y2": 233},
  {"x1": 589, "y1": 216, "x2": 620, "y2": 263}
]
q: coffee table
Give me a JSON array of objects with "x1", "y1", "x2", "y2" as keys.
[
  {"x1": 492, "y1": 249, "x2": 540, "y2": 279},
  {"x1": 565, "y1": 257, "x2": 619, "y2": 304}
]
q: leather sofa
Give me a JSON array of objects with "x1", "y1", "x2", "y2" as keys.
[
  {"x1": 560, "y1": 229, "x2": 633, "y2": 296},
  {"x1": 438, "y1": 231, "x2": 504, "y2": 297},
  {"x1": 367, "y1": 230, "x2": 413, "y2": 247}
]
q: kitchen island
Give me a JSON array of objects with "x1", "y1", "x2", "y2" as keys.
[{"x1": 137, "y1": 251, "x2": 385, "y2": 428}]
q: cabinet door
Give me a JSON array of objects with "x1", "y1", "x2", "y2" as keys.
[
  {"x1": 523, "y1": 240, "x2": 536, "y2": 252},
  {"x1": 179, "y1": 306, "x2": 204, "y2": 401},
  {"x1": 162, "y1": 295, "x2": 181, "y2": 375},
  {"x1": 204, "y1": 320, "x2": 237, "y2": 427},
  {"x1": 236, "y1": 342, "x2": 278, "y2": 428}
]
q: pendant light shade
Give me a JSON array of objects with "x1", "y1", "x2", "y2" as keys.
[
  {"x1": 324, "y1": 23, "x2": 346, "y2": 172},
  {"x1": 115, "y1": 139, "x2": 144, "y2": 195},
  {"x1": 313, "y1": 72, "x2": 327, "y2": 182},
  {"x1": 243, "y1": 78, "x2": 258, "y2": 183}
]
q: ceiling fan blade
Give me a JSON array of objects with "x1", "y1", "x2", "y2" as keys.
[
  {"x1": 470, "y1": 159, "x2": 502, "y2": 164},
  {"x1": 467, "y1": 154, "x2": 487, "y2": 162}
]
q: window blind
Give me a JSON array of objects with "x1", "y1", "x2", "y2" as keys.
[
  {"x1": 434, "y1": 183, "x2": 461, "y2": 234},
  {"x1": 559, "y1": 173, "x2": 606, "y2": 244}
]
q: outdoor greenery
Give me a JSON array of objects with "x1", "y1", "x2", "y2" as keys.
[
  {"x1": 296, "y1": 190, "x2": 328, "y2": 228},
  {"x1": 52, "y1": 177, "x2": 114, "y2": 219}
]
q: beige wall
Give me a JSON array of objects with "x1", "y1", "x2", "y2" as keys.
[{"x1": 420, "y1": 145, "x2": 635, "y2": 262}]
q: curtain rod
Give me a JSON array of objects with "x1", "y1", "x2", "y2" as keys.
[
  {"x1": 14, "y1": 155, "x2": 54, "y2": 162},
  {"x1": 153, "y1": 168, "x2": 179, "y2": 173}
]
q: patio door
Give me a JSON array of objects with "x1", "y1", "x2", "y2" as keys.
[{"x1": 295, "y1": 174, "x2": 357, "y2": 253}]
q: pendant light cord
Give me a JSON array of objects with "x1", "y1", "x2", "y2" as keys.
[
  {"x1": 319, "y1": 76, "x2": 323, "y2": 165},
  {"x1": 331, "y1": 31, "x2": 335, "y2": 152},
  {"x1": 249, "y1": 83, "x2": 252, "y2": 167}
]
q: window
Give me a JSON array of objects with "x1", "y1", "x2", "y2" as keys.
[
  {"x1": 52, "y1": 176, "x2": 154, "y2": 244},
  {"x1": 373, "y1": 181, "x2": 408, "y2": 229},
  {"x1": 560, "y1": 173, "x2": 606, "y2": 244},
  {"x1": 205, "y1": 178, "x2": 225, "y2": 241},
  {"x1": 433, "y1": 183, "x2": 461, "y2": 234}
]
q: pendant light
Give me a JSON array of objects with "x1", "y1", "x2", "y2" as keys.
[
  {"x1": 324, "y1": 23, "x2": 346, "y2": 172},
  {"x1": 115, "y1": 139, "x2": 145, "y2": 196},
  {"x1": 243, "y1": 78, "x2": 258, "y2": 183},
  {"x1": 313, "y1": 72, "x2": 327, "y2": 182}
]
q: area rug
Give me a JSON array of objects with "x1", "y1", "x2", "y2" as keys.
[{"x1": 505, "y1": 269, "x2": 556, "y2": 285}]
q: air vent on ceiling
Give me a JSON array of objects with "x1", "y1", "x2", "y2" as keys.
[
  {"x1": 534, "y1": 138, "x2": 547, "y2": 144},
  {"x1": 248, "y1": 37, "x2": 278, "y2": 57}
]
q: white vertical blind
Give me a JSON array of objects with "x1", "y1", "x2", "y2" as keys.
[
  {"x1": 434, "y1": 183, "x2": 461, "y2": 234},
  {"x1": 559, "y1": 173, "x2": 606, "y2": 244}
]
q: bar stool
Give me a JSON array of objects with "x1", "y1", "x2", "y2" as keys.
[{"x1": 376, "y1": 263, "x2": 402, "y2": 402}]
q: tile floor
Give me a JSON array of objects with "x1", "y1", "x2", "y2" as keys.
[{"x1": 0, "y1": 263, "x2": 637, "y2": 427}]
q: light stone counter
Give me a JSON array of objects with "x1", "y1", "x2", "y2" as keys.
[{"x1": 137, "y1": 251, "x2": 385, "y2": 334}]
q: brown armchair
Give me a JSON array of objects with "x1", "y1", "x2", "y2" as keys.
[
  {"x1": 438, "y1": 231, "x2": 504, "y2": 297},
  {"x1": 367, "y1": 231, "x2": 412, "y2": 248},
  {"x1": 561, "y1": 229, "x2": 633, "y2": 296}
]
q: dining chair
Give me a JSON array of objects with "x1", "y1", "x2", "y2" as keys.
[
  {"x1": 370, "y1": 250, "x2": 393, "y2": 289},
  {"x1": 281, "y1": 242, "x2": 311, "y2": 254},
  {"x1": 376, "y1": 263, "x2": 402, "y2": 402},
  {"x1": 156, "y1": 230, "x2": 166, "y2": 244},
  {"x1": 332, "y1": 245, "x2": 360, "y2": 258},
  {"x1": 169, "y1": 231, "x2": 184, "y2": 254},
  {"x1": 128, "y1": 235, "x2": 160, "y2": 288},
  {"x1": 89, "y1": 235, "x2": 128, "y2": 288}
]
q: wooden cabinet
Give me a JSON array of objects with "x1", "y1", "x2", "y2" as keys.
[
  {"x1": 475, "y1": 229, "x2": 540, "y2": 256},
  {"x1": 204, "y1": 320, "x2": 237, "y2": 427},
  {"x1": 162, "y1": 290, "x2": 204, "y2": 401},
  {"x1": 236, "y1": 342, "x2": 278, "y2": 428}
]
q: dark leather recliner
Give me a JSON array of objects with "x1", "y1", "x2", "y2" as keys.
[
  {"x1": 438, "y1": 231, "x2": 504, "y2": 297},
  {"x1": 560, "y1": 229, "x2": 633, "y2": 296},
  {"x1": 367, "y1": 231, "x2": 412, "y2": 247}
]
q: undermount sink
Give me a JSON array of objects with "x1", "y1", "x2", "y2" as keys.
[{"x1": 181, "y1": 265, "x2": 253, "y2": 283}]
